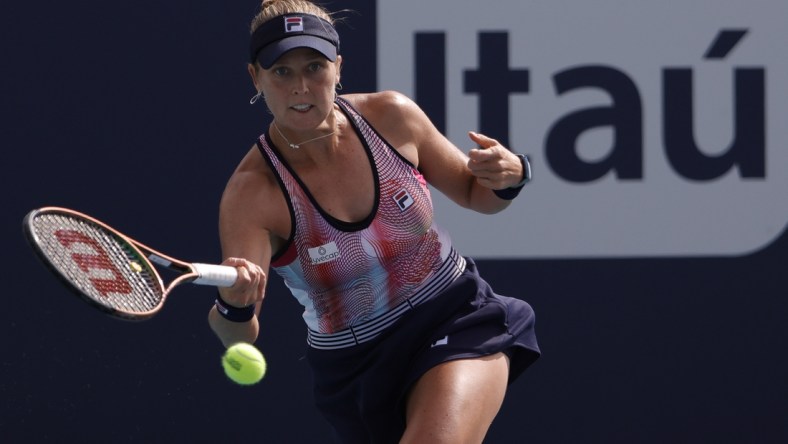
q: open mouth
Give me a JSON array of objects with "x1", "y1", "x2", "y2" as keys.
[{"x1": 291, "y1": 104, "x2": 313, "y2": 112}]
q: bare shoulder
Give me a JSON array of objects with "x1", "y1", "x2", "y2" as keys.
[
  {"x1": 341, "y1": 91, "x2": 420, "y2": 124},
  {"x1": 340, "y1": 91, "x2": 431, "y2": 163},
  {"x1": 220, "y1": 145, "x2": 288, "y2": 244},
  {"x1": 221, "y1": 146, "x2": 274, "y2": 210}
]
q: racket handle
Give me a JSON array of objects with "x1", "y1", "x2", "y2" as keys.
[{"x1": 191, "y1": 264, "x2": 238, "y2": 287}]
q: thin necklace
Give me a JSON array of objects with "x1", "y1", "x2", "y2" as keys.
[{"x1": 273, "y1": 121, "x2": 337, "y2": 149}]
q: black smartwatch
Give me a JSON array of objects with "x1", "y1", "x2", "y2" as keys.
[
  {"x1": 493, "y1": 154, "x2": 532, "y2": 200},
  {"x1": 511, "y1": 154, "x2": 532, "y2": 187}
]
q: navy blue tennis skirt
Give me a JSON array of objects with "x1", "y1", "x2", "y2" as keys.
[{"x1": 306, "y1": 258, "x2": 540, "y2": 444}]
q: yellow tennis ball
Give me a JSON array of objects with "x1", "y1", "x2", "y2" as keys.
[{"x1": 222, "y1": 342, "x2": 267, "y2": 385}]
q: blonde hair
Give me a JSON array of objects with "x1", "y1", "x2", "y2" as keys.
[{"x1": 251, "y1": 0, "x2": 334, "y2": 34}]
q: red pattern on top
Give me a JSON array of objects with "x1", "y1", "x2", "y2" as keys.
[{"x1": 261, "y1": 99, "x2": 449, "y2": 333}]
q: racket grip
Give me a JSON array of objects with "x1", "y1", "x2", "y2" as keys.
[{"x1": 191, "y1": 264, "x2": 238, "y2": 287}]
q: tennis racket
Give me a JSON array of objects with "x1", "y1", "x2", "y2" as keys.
[{"x1": 23, "y1": 206, "x2": 237, "y2": 321}]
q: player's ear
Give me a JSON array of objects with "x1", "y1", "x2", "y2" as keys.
[
  {"x1": 334, "y1": 55, "x2": 343, "y2": 86},
  {"x1": 247, "y1": 63, "x2": 261, "y2": 91}
]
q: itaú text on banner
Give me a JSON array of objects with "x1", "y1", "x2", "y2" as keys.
[{"x1": 378, "y1": 0, "x2": 788, "y2": 258}]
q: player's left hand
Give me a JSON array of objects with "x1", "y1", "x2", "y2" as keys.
[{"x1": 466, "y1": 131, "x2": 524, "y2": 190}]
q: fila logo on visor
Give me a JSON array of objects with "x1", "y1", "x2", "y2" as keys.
[{"x1": 285, "y1": 17, "x2": 304, "y2": 32}]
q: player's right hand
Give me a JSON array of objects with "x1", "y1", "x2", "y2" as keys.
[{"x1": 218, "y1": 257, "x2": 266, "y2": 308}]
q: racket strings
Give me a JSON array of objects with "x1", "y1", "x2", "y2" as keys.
[{"x1": 31, "y1": 214, "x2": 164, "y2": 314}]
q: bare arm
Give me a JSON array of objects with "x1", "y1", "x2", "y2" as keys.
[{"x1": 208, "y1": 148, "x2": 278, "y2": 347}]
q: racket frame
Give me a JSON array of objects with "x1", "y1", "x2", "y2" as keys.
[{"x1": 23, "y1": 206, "x2": 234, "y2": 320}]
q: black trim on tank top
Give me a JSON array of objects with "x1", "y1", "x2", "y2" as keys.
[
  {"x1": 335, "y1": 97, "x2": 418, "y2": 171},
  {"x1": 260, "y1": 100, "x2": 380, "y2": 233},
  {"x1": 255, "y1": 138, "x2": 297, "y2": 262}
]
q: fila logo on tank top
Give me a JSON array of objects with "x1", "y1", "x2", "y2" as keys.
[{"x1": 257, "y1": 98, "x2": 463, "y2": 348}]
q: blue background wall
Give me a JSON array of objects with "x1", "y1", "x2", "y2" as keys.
[{"x1": 2, "y1": 1, "x2": 787, "y2": 442}]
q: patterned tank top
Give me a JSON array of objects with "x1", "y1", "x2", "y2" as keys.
[{"x1": 256, "y1": 98, "x2": 465, "y2": 349}]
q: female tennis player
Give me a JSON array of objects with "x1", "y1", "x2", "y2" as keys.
[{"x1": 208, "y1": 1, "x2": 540, "y2": 442}]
